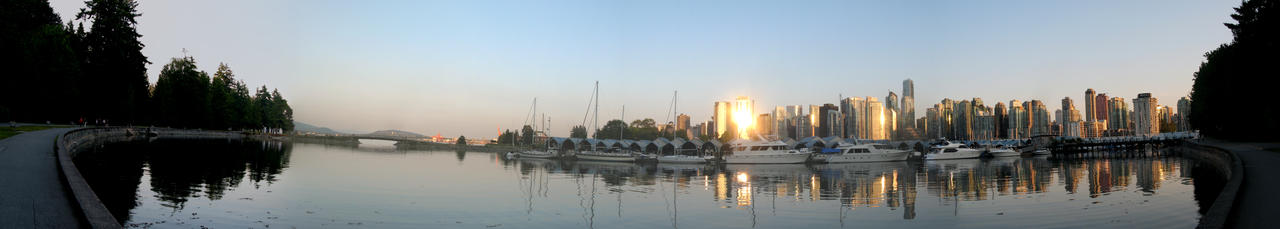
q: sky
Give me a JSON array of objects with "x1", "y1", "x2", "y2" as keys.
[{"x1": 50, "y1": 0, "x2": 1238, "y2": 139}]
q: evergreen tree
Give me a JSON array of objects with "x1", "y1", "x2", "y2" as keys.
[
  {"x1": 78, "y1": 0, "x2": 151, "y2": 123},
  {"x1": 1190, "y1": 0, "x2": 1280, "y2": 140}
]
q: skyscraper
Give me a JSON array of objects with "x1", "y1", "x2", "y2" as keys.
[
  {"x1": 1031, "y1": 100, "x2": 1050, "y2": 135},
  {"x1": 903, "y1": 79, "x2": 915, "y2": 130},
  {"x1": 818, "y1": 104, "x2": 840, "y2": 137},
  {"x1": 1133, "y1": 93, "x2": 1159, "y2": 136},
  {"x1": 733, "y1": 96, "x2": 755, "y2": 139},
  {"x1": 1178, "y1": 97, "x2": 1191, "y2": 131},
  {"x1": 1095, "y1": 93, "x2": 1109, "y2": 128},
  {"x1": 886, "y1": 92, "x2": 899, "y2": 139},
  {"x1": 1107, "y1": 97, "x2": 1130, "y2": 131},
  {"x1": 868, "y1": 99, "x2": 886, "y2": 140},
  {"x1": 714, "y1": 101, "x2": 732, "y2": 138},
  {"x1": 994, "y1": 102, "x2": 1008, "y2": 139},
  {"x1": 1085, "y1": 88, "x2": 1096, "y2": 122},
  {"x1": 677, "y1": 113, "x2": 691, "y2": 137},
  {"x1": 954, "y1": 100, "x2": 973, "y2": 140},
  {"x1": 1007, "y1": 100, "x2": 1026, "y2": 138},
  {"x1": 756, "y1": 113, "x2": 773, "y2": 137},
  {"x1": 773, "y1": 106, "x2": 788, "y2": 139}
]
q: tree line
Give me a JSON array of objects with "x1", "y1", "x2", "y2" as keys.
[
  {"x1": 1, "y1": 0, "x2": 292, "y2": 131},
  {"x1": 1190, "y1": 0, "x2": 1278, "y2": 141}
]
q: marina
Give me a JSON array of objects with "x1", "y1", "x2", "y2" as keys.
[{"x1": 73, "y1": 139, "x2": 1220, "y2": 228}]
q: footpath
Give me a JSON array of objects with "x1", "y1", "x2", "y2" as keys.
[
  {"x1": 0, "y1": 128, "x2": 83, "y2": 228},
  {"x1": 1202, "y1": 140, "x2": 1280, "y2": 228}
]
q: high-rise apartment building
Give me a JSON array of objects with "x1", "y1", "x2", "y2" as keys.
[
  {"x1": 903, "y1": 79, "x2": 915, "y2": 130},
  {"x1": 1007, "y1": 100, "x2": 1026, "y2": 138},
  {"x1": 994, "y1": 102, "x2": 1008, "y2": 139},
  {"x1": 756, "y1": 113, "x2": 773, "y2": 137},
  {"x1": 713, "y1": 101, "x2": 732, "y2": 138},
  {"x1": 818, "y1": 104, "x2": 840, "y2": 137},
  {"x1": 1133, "y1": 93, "x2": 1159, "y2": 136},
  {"x1": 1031, "y1": 100, "x2": 1050, "y2": 135},
  {"x1": 841, "y1": 97, "x2": 865, "y2": 139},
  {"x1": 1177, "y1": 97, "x2": 1191, "y2": 131},
  {"x1": 1095, "y1": 93, "x2": 1109, "y2": 129},
  {"x1": 1108, "y1": 97, "x2": 1129, "y2": 131},
  {"x1": 886, "y1": 92, "x2": 899, "y2": 139},
  {"x1": 868, "y1": 99, "x2": 886, "y2": 140},
  {"x1": 1085, "y1": 89, "x2": 1096, "y2": 122}
]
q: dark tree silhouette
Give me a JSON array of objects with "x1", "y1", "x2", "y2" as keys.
[
  {"x1": 78, "y1": 0, "x2": 151, "y2": 123},
  {"x1": 570, "y1": 125, "x2": 588, "y2": 138},
  {"x1": 1190, "y1": 0, "x2": 1280, "y2": 140}
]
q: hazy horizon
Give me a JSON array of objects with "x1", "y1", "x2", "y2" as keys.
[{"x1": 49, "y1": 0, "x2": 1236, "y2": 139}]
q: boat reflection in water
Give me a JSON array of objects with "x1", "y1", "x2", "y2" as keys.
[{"x1": 78, "y1": 141, "x2": 1219, "y2": 229}]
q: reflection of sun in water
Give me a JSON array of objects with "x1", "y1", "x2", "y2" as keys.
[{"x1": 736, "y1": 172, "x2": 749, "y2": 183}]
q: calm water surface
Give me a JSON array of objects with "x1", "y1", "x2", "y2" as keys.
[{"x1": 75, "y1": 139, "x2": 1221, "y2": 228}]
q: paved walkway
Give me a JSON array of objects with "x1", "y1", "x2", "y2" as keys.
[
  {"x1": 0, "y1": 128, "x2": 83, "y2": 228},
  {"x1": 1203, "y1": 140, "x2": 1280, "y2": 228}
]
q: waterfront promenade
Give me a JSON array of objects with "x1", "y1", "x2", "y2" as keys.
[
  {"x1": 1204, "y1": 140, "x2": 1280, "y2": 228},
  {"x1": 0, "y1": 128, "x2": 83, "y2": 228}
]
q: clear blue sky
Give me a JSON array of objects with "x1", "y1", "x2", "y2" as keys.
[{"x1": 51, "y1": 0, "x2": 1237, "y2": 139}]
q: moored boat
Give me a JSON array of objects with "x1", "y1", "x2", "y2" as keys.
[
  {"x1": 823, "y1": 143, "x2": 912, "y2": 163},
  {"x1": 924, "y1": 140, "x2": 984, "y2": 160},
  {"x1": 723, "y1": 140, "x2": 811, "y2": 164}
]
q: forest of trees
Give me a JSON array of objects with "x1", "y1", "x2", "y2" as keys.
[
  {"x1": 1190, "y1": 0, "x2": 1278, "y2": 140},
  {"x1": 1, "y1": 0, "x2": 293, "y2": 131}
]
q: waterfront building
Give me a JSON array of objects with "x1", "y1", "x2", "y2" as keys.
[
  {"x1": 953, "y1": 100, "x2": 973, "y2": 140},
  {"x1": 1085, "y1": 89, "x2": 1096, "y2": 122},
  {"x1": 1007, "y1": 100, "x2": 1026, "y2": 139},
  {"x1": 1083, "y1": 121, "x2": 1104, "y2": 138},
  {"x1": 1108, "y1": 97, "x2": 1130, "y2": 131},
  {"x1": 931, "y1": 106, "x2": 942, "y2": 137},
  {"x1": 733, "y1": 96, "x2": 755, "y2": 139},
  {"x1": 1095, "y1": 93, "x2": 1110, "y2": 130},
  {"x1": 1031, "y1": 100, "x2": 1050, "y2": 135},
  {"x1": 974, "y1": 106, "x2": 994, "y2": 140},
  {"x1": 755, "y1": 113, "x2": 772, "y2": 137},
  {"x1": 1177, "y1": 97, "x2": 1191, "y2": 131},
  {"x1": 917, "y1": 116, "x2": 929, "y2": 138},
  {"x1": 714, "y1": 101, "x2": 732, "y2": 138},
  {"x1": 677, "y1": 113, "x2": 691, "y2": 136},
  {"x1": 902, "y1": 79, "x2": 916, "y2": 130},
  {"x1": 841, "y1": 97, "x2": 866, "y2": 139},
  {"x1": 1133, "y1": 93, "x2": 1159, "y2": 136},
  {"x1": 994, "y1": 102, "x2": 1008, "y2": 139},
  {"x1": 1158, "y1": 105, "x2": 1175, "y2": 133},
  {"x1": 773, "y1": 106, "x2": 788, "y2": 139},
  {"x1": 868, "y1": 98, "x2": 887, "y2": 140},
  {"x1": 818, "y1": 104, "x2": 840, "y2": 137},
  {"x1": 887, "y1": 92, "x2": 900, "y2": 139}
]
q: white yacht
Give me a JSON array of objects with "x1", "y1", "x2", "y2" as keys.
[
  {"x1": 575, "y1": 149, "x2": 638, "y2": 162},
  {"x1": 986, "y1": 145, "x2": 1021, "y2": 157},
  {"x1": 924, "y1": 140, "x2": 984, "y2": 160},
  {"x1": 821, "y1": 143, "x2": 912, "y2": 163},
  {"x1": 1031, "y1": 149, "x2": 1052, "y2": 156},
  {"x1": 657, "y1": 154, "x2": 712, "y2": 164},
  {"x1": 515, "y1": 150, "x2": 560, "y2": 159},
  {"x1": 723, "y1": 140, "x2": 811, "y2": 164}
]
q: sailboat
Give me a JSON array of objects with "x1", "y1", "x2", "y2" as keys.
[
  {"x1": 656, "y1": 91, "x2": 711, "y2": 164},
  {"x1": 514, "y1": 98, "x2": 560, "y2": 159},
  {"x1": 574, "y1": 81, "x2": 639, "y2": 162}
]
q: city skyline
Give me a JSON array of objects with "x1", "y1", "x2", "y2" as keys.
[{"x1": 47, "y1": 0, "x2": 1238, "y2": 139}]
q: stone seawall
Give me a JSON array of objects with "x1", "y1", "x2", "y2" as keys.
[
  {"x1": 55, "y1": 128, "x2": 247, "y2": 229},
  {"x1": 1176, "y1": 141, "x2": 1243, "y2": 229}
]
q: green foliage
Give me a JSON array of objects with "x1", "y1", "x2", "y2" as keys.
[
  {"x1": 0, "y1": 0, "x2": 293, "y2": 130},
  {"x1": 592, "y1": 120, "x2": 629, "y2": 140},
  {"x1": 152, "y1": 58, "x2": 292, "y2": 131},
  {"x1": 78, "y1": 0, "x2": 151, "y2": 122},
  {"x1": 497, "y1": 129, "x2": 517, "y2": 144},
  {"x1": 570, "y1": 125, "x2": 588, "y2": 138},
  {"x1": 153, "y1": 57, "x2": 210, "y2": 128},
  {"x1": 520, "y1": 125, "x2": 535, "y2": 145},
  {"x1": 456, "y1": 136, "x2": 467, "y2": 145},
  {"x1": 0, "y1": 0, "x2": 83, "y2": 122},
  {"x1": 1190, "y1": 0, "x2": 1280, "y2": 140}
]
